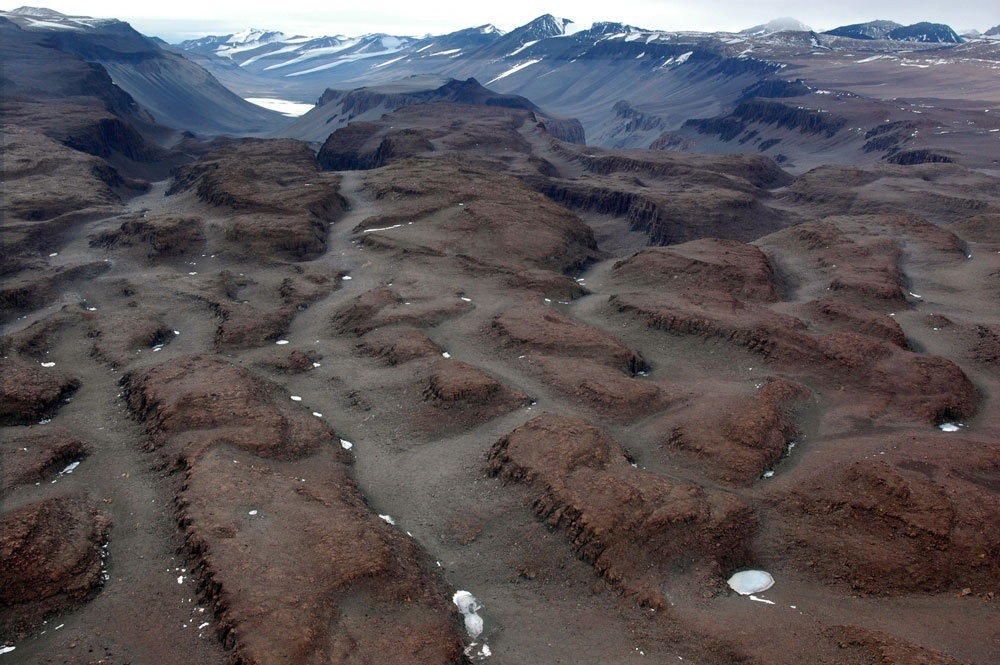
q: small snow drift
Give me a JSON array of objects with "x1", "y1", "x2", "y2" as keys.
[
  {"x1": 452, "y1": 590, "x2": 484, "y2": 639},
  {"x1": 727, "y1": 570, "x2": 775, "y2": 595}
]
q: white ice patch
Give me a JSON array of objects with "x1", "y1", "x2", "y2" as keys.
[
  {"x1": 452, "y1": 590, "x2": 484, "y2": 639},
  {"x1": 442, "y1": 352, "x2": 451, "y2": 358},
  {"x1": 290, "y1": 395, "x2": 303, "y2": 402},
  {"x1": 363, "y1": 224, "x2": 404, "y2": 233},
  {"x1": 0, "y1": 645, "x2": 14, "y2": 654},
  {"x1": 342, "y1": 275, "x2": 352, "y2": 280},
  {"x1": 727, "y1": 570, "x2": 774, "y2": 595},
  {"x1": 379, "y1": 514, "x2": 395, "y2": 525},
  {"x1": 313, "y1": 412, "x2": 323, "y2": 418},
  {"x1": 177, "y1": 576, "x2": 185, "y2": 584},
  {"x1": 340, "y1": 439, "x2": 353, "y2": 450},
  {"x1": 244, "y1": 97, "x2": 315, "y2": 117},
  {"x1": 461, "y1": 297, "x2": 472, "y2": 302},
  {"x1": 276, "y1": 339, "x2": 290, "y2": 345},
  {"x1": 57, "y1": 461, "x2": 80, "y2": 476},
  {"x1": 41, "y1": 362, "x2": 56, "y2": 367},
  {"x1": 487, "y1": 59, "x2": 541, "y2": 85},
  {"x1": 938, "y1": 422, "x2": 963, "y2": 432},
  {"x1": 749, "y1": 595, "x2": 775, "y2": 604},
  {"x1": 248, "y1": 510, "x2": 258, "y2": 516}
]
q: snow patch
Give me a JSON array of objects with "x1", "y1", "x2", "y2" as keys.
[
  {"x1": 379, "y1": 514, "x2": 395, "y2": 525},
  {"x1": 508, "y1": 40, "x2": 539, "y2": 57},
  {"x1": 750, "y1": 595, "x2": 776, "y2": 605},
  {"x1": 244, "y1": 97, "x2": 314, "y2": 117},
  {"x1": 452, "y1": 590, "x2": 484, "y2": 639},
  {"x1": 727, "y1": 570, "x2": 774, "y2": 595},
  {"x1": 938, "y1": 422, "x2": 964, "y2": 432},
  {"x1": 487, "y1": 59, "x2": 541, "y2": 84},
  {"x1": 340, "y1": 439, "x2": 353, "y2": 450}
]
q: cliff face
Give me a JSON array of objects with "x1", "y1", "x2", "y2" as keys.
[{"x1": 685, "y1": 100, "x2": 848, "y2": 140}]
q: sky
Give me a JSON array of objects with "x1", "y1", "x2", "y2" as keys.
[{"x1": 10, "y1": 1, "x2": 997, "y2": 42}]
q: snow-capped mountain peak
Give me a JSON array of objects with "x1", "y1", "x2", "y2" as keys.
[
  {"x1": 8, "y1": 6, "x2": 70, "y2": 18},
  {"x1": 741, "y1": 17, "x2": 812, "y2": 36},
  {"x1": 226, "y1": 28, "x2": 290, "y2": 45}
]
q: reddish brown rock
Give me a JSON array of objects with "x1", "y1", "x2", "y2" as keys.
[
  {"x1": 0, "y1": 496, "x2": 110, "y2": 638},
  {"x1": 423, "y1": 358, "x2": 530, "y2": 420},
  {"x1": 212, "y1": 302, "x2": 296, "y2": 351},
  {"x1": 972, "y1": 324, "x2": 1000, "y2": 365},
  {"x1": 488, "y1": 414, "x2": 756, "y2": 606},
  {"x1": 804, "y1": 297, "x2": 907, "y2": 347},
  {"x1": 123, "y1": 354, "x2": 336, "y2": 461},
  {"x1": 167, "y1": 139, "x2": 346, "y2": 261},
  {"x1": 0, "y1": 262, "x2": 111, "y2": 323},
  {"x1": 0, "y1": 358, "x2": 80, "y2": 425},
  {"x1": 492, "y1": 300, "x2": 645, "y2": 374},
  {"x1": 332, "y1": 287, "x2": 473, "y2": 336},
  {"x1": 179, "y1": 444, "x2": 463, "y2": 664},
  {"x1": 765, "y1": 437, "x2": 1000, "y2": 594},
  {"x1": 611, "y1": 239, "x2": 781, "y2": 302},
  {"x1": 88, "y1": 215, "x2": 205, "y2": 259},
  {"x1": 278, "y1": 267, "x2": 343, "y2": 307},
  {"x1": 534, "y1": 356, "x2": 674, "y2": 422},
  {"x1": 1, "y1": 428, "x2": 91, "y2": 494},
  {"x1": 503, "y1": 269, "x2": 588, "y2": 300},
  {"x1": 659, "y1": 378, "x2": 810, "y2": 483},
  {"x1": 357, "y1": 327, "x2": 442, "y2": 365},
  {"x1": 761, "y1": 214, "x2": 967, "y2": 307},
  {"x1": 88, "y1": 310, "x2": 173, "y2": 367},
  {"x1": 610, "y1": 290, "x2": 978, "y2": 425},
  {"x1": 360, "y1": 159, "x2": 600, "y2": 273},
  {"x1": 254, "y1": 348, "x2": 322, "y2": 374},
  {"x1": 0, "y1": 307, "x2": 80, "y2": 360},
  {"x1": 827, "y1": 625, "x2": 968, "y2": 665}
]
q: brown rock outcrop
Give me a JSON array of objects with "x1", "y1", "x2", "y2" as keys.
[
  {"x1": 179, "y1": 446, "x2": 463, "y2": 665},
  {"x1": 610, "y1": 238, "x2": 782, "y2": 302},
  {"x1": 123, "y1": 354, "x2": 335, "y2": 461},
  {"x1": 488, "y1": 414, "x2": 756, "y2": 606},
  {"x1": 360, "y1": 160, "x2": 601, "y2": 274},
  {"x1": 358, "y1": 327, "x2": 442, "y2": 365},
  {"x1": 660, "y1": 378, "x2": 810, "y2": 483},
  {"x1": 827, "y1": 626, "x2": 968, "y2": 665},
  {"x1": 88, "y1": 311, "x2": 173, "y2": 367},
  {"x1": 1, "y1": 428, "x2": 91, "y2": 494},
  {"x1": 0, "y1": 496, "x2": 110, "y2": 638},
  {"x1": 491, "y1": 300, "x2": 645, "y2": 374},
  {"x1": 610, "y1": 290, "x2": 978, "y2": 425},
  {"x1": 89, "y1": 215, "x2": 205, "y2": 259},
  {"x1": 766, "y1": 437, "x2": 1000, "y2": 594},
  {"x1": 167, "y1": 139, "x2": 346, "y2": 261},
  {"x1": 533, "y1": 356, "x2": 673, "y2": 422},
  {"x1": 332, "y1": 287, "x2": 473, "y2": 336},
  {"x1": 212, "y1": 302, "x2": 297, "y2": 351},
  {"x1": 0, "y1": 358, "x2": 80, "y2": 425},
  {"x1": 423, "y1": 358, "x2": 531, "y2": 421}
]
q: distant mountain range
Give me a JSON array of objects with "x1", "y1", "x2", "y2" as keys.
[{"x1": 2, "y1": 6, "x2": 996, "y2": 160}]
